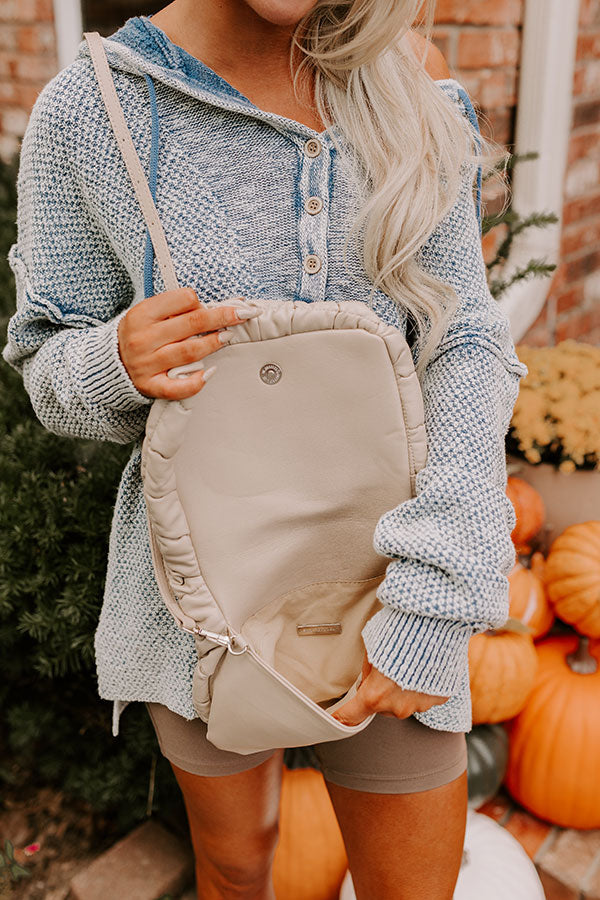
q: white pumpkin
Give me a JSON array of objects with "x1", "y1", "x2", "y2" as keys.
[{"x1": 338, "y1": 809, "x2": 544, "y2": 900}]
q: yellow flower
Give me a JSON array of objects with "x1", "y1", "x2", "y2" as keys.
[{"x1": 510, "y1": 341, "x2": 600, "y2": 471}]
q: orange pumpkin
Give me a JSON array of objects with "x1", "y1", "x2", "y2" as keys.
[
  {"x1": 272, "y1": 766, "x2": 348, "y2": 900},
  {"x1": 468, "y1": 620, "x2": 538, "y2": 724},
  {"x1": 508, "y1": 557, "x2": 554, "y2": 640},
  {"x1": 506, "y1": 477, "x2": 546, "y2": 554},
  {"x1": 543, "y1": 521, "x2": 600, "y2": 637},
  {"x1": 504, "y1": 634, "x2": 600, "y2": 829}
]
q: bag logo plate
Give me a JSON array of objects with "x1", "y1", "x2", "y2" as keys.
[{"x1": 296, "y1": 623, "x2": 343, "y2": 636}]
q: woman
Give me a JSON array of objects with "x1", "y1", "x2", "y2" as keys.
[{"x1": 4, "y1": 1, "x2": 528, "y2": 897}]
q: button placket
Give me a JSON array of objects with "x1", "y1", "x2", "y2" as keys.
[{"x1": 298, "y1": 136, "x2": 330, "y2": 303}]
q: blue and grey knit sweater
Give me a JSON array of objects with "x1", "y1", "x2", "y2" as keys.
[{"x1": 3, "y1": 15, "x2": 528, "y2": 736}]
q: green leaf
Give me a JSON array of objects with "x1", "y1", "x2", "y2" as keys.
[{"x1": 10, "y1": 862, "x2": 31, "y2": 881}]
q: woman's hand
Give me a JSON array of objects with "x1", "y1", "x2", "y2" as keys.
[
  {"x1": 117, "y1": 288, "x2": 261, "y2": 400},
  {"x1": 330, "y1": 649, "x2": 450, "y2": 726}
]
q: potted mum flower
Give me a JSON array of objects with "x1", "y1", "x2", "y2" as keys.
[{"x1": 506, "y1": 339, "x2": 600, "y2": 546}]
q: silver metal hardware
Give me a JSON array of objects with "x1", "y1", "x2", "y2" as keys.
[
  {"x1": 178, "y1": 623, "x2": 248, "y2": 655},
  {"x1": 260, "y1": 363, "x2": 282, "y2": 384},
  {"x1": 296, "y1": 622, "x2": 343, "y2": 636}
]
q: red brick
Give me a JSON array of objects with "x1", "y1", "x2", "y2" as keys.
[
  {"x1": 0, "y1": 0, "x2": 38, "y2": 22},
  {"x1": 556, "y1": 311, "x2": 594, "y2": 341},
  {"x1": 476, "y1": 789, "x2": 514, "y2": 823},
  {"x1": 458, "y1": 28, "x2": 521, "y2": 69},
  {"x1": 482, "y1": 106, "x2": 514, "y2": 143},
  {"x1": 561, "y1": 221, "x2": 600, "y2": 257},
  {"x1": 568, "y1": 127, "x2": 600, "y2": 165},
  {"x1": 536, "y1": 829, "x2": 600, "y2": 900},
  {"x1": 3, "y1": 53, "x2": 57, "y2": 84},
  {"x1": 555, "y1": 285, "x2": 585, "y2": 315},
  {"x1": 578, "y1": 31, "x2": 600, "y2": 61},
  {"x1": 573, "y1": 59, "x2": 600, "y2": 97},
  {"x1": 563, "y1": 191, "x2": 600, "y2": 226},
  {"x1": 457, "y1": 69, "x2": 517, "y2": 109},
  {"x1": 580, "y1": 0, "x2": 600, "y2": 26},
  {"x1": 35, "y1": 0, "x2": 54, "y2": 21},
  {"x1": 574, "y1": 99, "x2": 600, "y2": 129},
  {"x1": 520, "y1": 325, "x2": 555, "y2": 346},
  {"x1": 564, "y1": 248, "x2": 600, "y2": 283},
  {"x1": 69, "y1": 820, "x2": 194, "y2": 900},
  {"x1": 584, "y1": 856, "x2": 600, "y2": 899},
  {"x1": 435, "y1": 0, "x2": 523, "y2": 26},
  {"x1": 504, "y1": 809, "x2": 554, "y2": 860},
  {"x1": 16, "y1": 23, "x2": 57, "y2": 55}
]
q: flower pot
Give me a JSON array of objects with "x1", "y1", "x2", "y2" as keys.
[{"x1": 506, "y1": 453, "x2": 600, "y2": 547}]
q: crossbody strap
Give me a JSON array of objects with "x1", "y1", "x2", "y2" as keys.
[{"x1": 84, "y1": 31, "x2": 180, "y2": 293}]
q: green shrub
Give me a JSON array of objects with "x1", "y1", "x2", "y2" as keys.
[{"x1": 0, "y1": 151, "x2": 180, "y2": 833}]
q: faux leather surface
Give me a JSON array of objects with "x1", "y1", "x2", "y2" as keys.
[{"x1": 141, "y1": 297, "x2": 427, "y2": 751}]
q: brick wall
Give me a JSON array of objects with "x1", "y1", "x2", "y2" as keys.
[
  {"x1": 433, "y1": 0, "x2": 600, "y2": 347},
  {"x1": 550, "y1": 0, "x2": 600, "y2": 346},
  {"x1": 0, "y1": 0, "x2": 57, "y2": 162},
  {"x1": 0, "y1": 0, "x2": 598, "y2": 344}
]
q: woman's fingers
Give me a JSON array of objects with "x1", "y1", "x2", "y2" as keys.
[
  {"x1": 152, "y1": 299, "x2": 259, "y2": 347},
  {"x1": 117, "y1": 287, "x2": 265, "y2": 399},
  {"x1": 330, "y1": 658, "x2": 451, "y2": 726},
  {"x1": 141, "y1": 286, "x2": 202, "y2": 322},
  {"x1": 152, "y1": 331, "x2": 226, "y2": 374}
]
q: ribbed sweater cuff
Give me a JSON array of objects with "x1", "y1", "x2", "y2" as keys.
[
  {"x1": 361, "y1": 606, "x2": 472, "y2": 698},
  {"x1": 81, "y1": 310, "x2": 153, "y2": 411}
]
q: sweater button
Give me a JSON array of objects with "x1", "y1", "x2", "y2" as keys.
[
  {"x1": 303, "y1": 254, "x2": 322, "y2": 274},
  {"x1": 305, "y1": 196, "x2": 323, "y2": 215},
  {"x1": 304, "y1": 138, "x2": 322, "y2": 158}
]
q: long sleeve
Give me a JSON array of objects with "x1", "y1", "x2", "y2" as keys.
[
  {"x1": 361, "y1": 87, "x2": 529, "y2": 713},
  {"x1": 2, "y1": 75, "x2": 152, "y2": 445}
]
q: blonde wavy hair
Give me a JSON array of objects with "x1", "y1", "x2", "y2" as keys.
[{"x1": 289, "y1": 0, "x2": 507, "y2": 377}]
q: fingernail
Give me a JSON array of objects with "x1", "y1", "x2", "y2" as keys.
[
  {"x1": 203, "y1": 365, "x2": 217, "y2": 382},
  {"x1": 218, "y1": 330, "x2": 233, "y2": 344},
  {"x1": 236, "y1": 307, "x2": 264, "y2": 320}
]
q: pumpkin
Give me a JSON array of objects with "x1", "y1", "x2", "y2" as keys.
[
  {"x1": 469, "y1": 619, "x2": 538, "y2": 724},
  {"x1": 508, "y1": 557, "x2": 554, "y2": 640},
  {"x1": 504, "y1": 634, "x2": 600, "y2": 829},
  {"x1": 543, "y1": 521, "x2": 600, "y2": 637},
  {"x1": 272, "y1": 766, "x2": 348, "y2": 900},
  {"x1": 339, "y1": 810, "x2": 545, "y2": 900},
  {"x1": 466, "y1": 724, "x2": 509, "y2": 809},
  {"x1": 506, "y1": 476, "x2": 546, "y2": 554}
]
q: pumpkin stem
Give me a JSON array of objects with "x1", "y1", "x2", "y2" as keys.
[{"x1": 566, "y1": 636, "x2": 598, "y2": 674}]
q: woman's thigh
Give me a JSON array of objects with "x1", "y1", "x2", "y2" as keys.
[
  {"x1": 146, "y1": 702, "x2": 284, "y2": 885},
  {"x1": 146, "y1": 703, "x2": 468, "y2": 897},
  {"x1": 313, "y1": 714, "x2": 469, "y2": 900}
]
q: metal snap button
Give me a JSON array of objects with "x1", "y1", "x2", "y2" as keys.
[
  {"x1": 303, "y1": 254, "x2": 322, "y2": 274},
  {"x1": 304, "y1": 138, "x2": 322, "y2": 158},
  {"x1": 260, "y1": 363, "x2": 282, "y2": 384},
  {"x1": 305, "y1": 196, "x2": 323, "y2": 215}
]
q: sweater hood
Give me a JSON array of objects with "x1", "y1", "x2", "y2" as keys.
[
  {"x1": 76, "y1": 15, "x2": 463, "y2": 131},
  {"x1": 76, "y1": 15, "x2": 267, "y2": 119}
]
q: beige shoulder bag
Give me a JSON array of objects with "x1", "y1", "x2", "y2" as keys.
[{"x1": 85, "y1": 31, "x2": 428, "y2": 755}]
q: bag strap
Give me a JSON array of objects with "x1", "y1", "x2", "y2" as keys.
[{"x1": 83, "y1": 31, "x2": 180, "y2": 293}]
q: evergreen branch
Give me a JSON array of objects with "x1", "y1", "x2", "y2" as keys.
[{"x1": 489, "y1": 259, "x2": 557, "y2": 299}]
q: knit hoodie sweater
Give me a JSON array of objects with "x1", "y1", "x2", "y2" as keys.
[{"x1": 3, "y1": 14, "x2": 528, "y2": 736}]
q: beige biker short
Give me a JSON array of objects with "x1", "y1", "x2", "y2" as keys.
[{"x1": 146, "y1": 702, "x2": 468, "y2": 793}]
